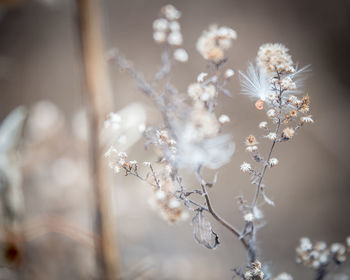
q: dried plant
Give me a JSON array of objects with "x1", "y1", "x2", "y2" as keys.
[{"x1": 103, "y1": 4, "x2": 347, "y2": 279}]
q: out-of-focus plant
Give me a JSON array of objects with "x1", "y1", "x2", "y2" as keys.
[
  {"x1": 103, "y1": 4, "x2": 346, "y2": 279},
  {"x1": 0, "y1": 107, "x2": 26, "y2": 276},
  {"x1": 295, "y1": 236, "x2": 350, "y2": 280}
]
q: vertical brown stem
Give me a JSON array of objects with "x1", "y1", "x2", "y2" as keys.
[{"x1": 76, "y1": 0, "x2": 120, "y2": 279}]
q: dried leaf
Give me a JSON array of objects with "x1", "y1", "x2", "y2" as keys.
[{"x1": 192, "y1": 211, "x2": 220, "y2": 249}]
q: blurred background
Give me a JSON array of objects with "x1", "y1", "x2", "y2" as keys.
[{"x1": 0, "y1": 0, "x2": 350, "y2": 279}]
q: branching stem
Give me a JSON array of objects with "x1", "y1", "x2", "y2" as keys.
[{"x1": 196, "y1": 167, "x2": 250, "y2": 251}]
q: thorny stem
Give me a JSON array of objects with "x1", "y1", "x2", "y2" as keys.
[{"x1": 196, "y1": 167, "x2": 250, "y2": 251}]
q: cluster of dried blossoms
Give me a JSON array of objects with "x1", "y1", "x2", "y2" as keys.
[
  {"x1": 296, "y1": 236, "x2": 350, "y2": 277},
  {"x1": 152, "y1": 4, "x2": 188, "y2": 63},
  {"x1": 238, "y1": 43, "x2": 313, "y2": 219},
  {"x1": 236, "y1": 260, "x2": 293, "y2": 280},
  {"x1": 104, "y1": 144, "x2": 188, "y2": 224},
  {"x1": 196, "y1": 24, "x2": 237, "y2": 62},
  {"x1": 104, "y1": 4, "x2": 321, "y2": 279}
]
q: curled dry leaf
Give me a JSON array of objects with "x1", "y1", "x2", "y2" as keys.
[{"x1": 192, "y1": 210, "x2": 220, "y2": 249}]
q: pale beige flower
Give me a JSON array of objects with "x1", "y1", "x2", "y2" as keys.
[{"x1": 282, "y1": 127, "x2": 295, "y2": 139}]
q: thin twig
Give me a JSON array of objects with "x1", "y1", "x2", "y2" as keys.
[{"x1": 195, "y1": 166, "x2": 249, "y2": 251}]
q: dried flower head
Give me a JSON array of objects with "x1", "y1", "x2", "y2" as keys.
[
  {"x1": 161, "y1": 4, "x2": 181, "y2": 20},
  {"x1": 300, "y1": 115, "x2": 314, "y2": 124},
  {"x1": 256, "y1": 43, "x2": 294, "y2": 74},
  {"x1": 244, "y1": 260, "x2": 264, "y2": 280},
  {"x1": 196, "y1": 25, "x2": 237, "y2": 62},
  {"x1": 259, "y1": 121, "x2": 268, "y2": 129},
  {"x1": 240, "y1": 162, "x2": 252, "y2": 173},
  {"x1": 282, "y1": 127, "x2": 295, "y2": 139},
  {"x1": 269, "y1": 158, "x2": 279, "y2": 167},
  {"x1": 245, "y1": 134, "x2": 258, "y2": 146}
]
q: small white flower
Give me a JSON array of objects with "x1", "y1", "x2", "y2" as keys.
[
  {"x1": 246, "y1": 146, "x2": 258, "y2": 152},
  {"x1": 104, "y1": 146, "x2": 117, "y2": 158},
  {"x1": 330, "y1": 243, "x2": 343, "y2": 253},
  {"x1": 244, "y1": 212, "x2": 254, "y2": 222},
  {"x1": 244, "y1": 271, "x2": 253, "y2": 279},
  {"x1": 258, "y1": 121, "x2": 268, "y2": 129},
  {"x1": 129, "y1": 160, "x2": 137, "y2": 165},
  {"x1": 197, "y1": 72, "x2": 208, "y2": 83},
  {"x1": 152, "y1": 18, "x2": 168, "y2": 31},
  {"x1": 269, "y1": 158, "x2": 279, "y2": 167},
  {"x1": 187, "y1": 83, "x2": 202, "y2": 100},
  {"x1": 240, "y1": 162, "x2": 251, "y2": 172},
  {"x1": 281, "y1": 76, "x2": 296, "y2": 90},
  {"x1": 282, "y1": 127, "x2": 295, "y2": 139},
  {"x1": 267, "y1": 109, "x2": 276, "y2": 118},
  {"x1": 168, "y1": 198, "x2": 181, "y2": 209},
  {"x1": 153, "y1": 31, "x2": 167, "y2": 43},
  {"x1": 218, "y1": 114, "x2": 230, "y2": 124},
  {"x1": 300, "y1": 237, "x2": 312, "y2": 251},
  {"x1": 301, "y1": 115, "x2": 314, "y2": 123},
  {"x1": 162, "y1": 4, "x2": 181, "y2": 21},
  {"x1": 104, "y1": 112, "x2": 121, "y2": 129},
  {"x1": 203, "y1": 84, "x2": 216, "y2": 100},
  {"x1": 319, "y1": 252, "x2": 329, "y2": 264},
  {"x1": 169, "y1": 21, "x2": 180, "y2": 31},
  {"x1": 274, "y1": 273, "x2": 293, "y2": 280},
  {"x1": 143, "y1": 161, "x2": 151, "y2": 167},
  {"x1": 267, "y1": 92, "x2": 276, "y2": 101},
  {"x1": 155, "y1": 190, "x2": 166, "y2": 200},
  {"x1": 173, "y1": 48, "x2": 188, "y2": 62},
  {"x1": 118, "y1": 151, "x2": 127, "y2": 158},
  {"x1": 265, "y1": 132, "x2": 277, "y2": 140},
  {"x1": 118, "y1": 158, "x2": 125, "y2": 166},
  {"x1": 224, "y1": 68, "x2": 235, "y2": 79},
  {"x1": 168, "y1": 31, "x2": 183, "y2": 46}
]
